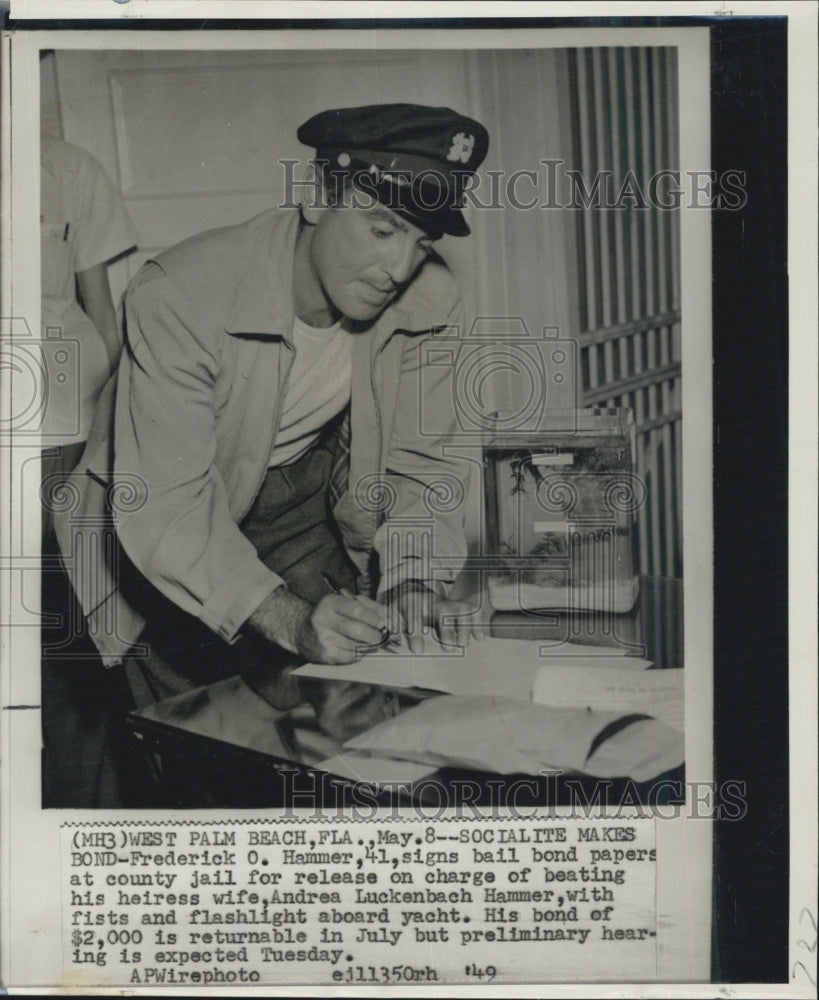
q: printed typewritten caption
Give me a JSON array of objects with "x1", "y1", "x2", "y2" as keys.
[{"x1": 61, "y1": 819, "x2": 658, "y2": 986}]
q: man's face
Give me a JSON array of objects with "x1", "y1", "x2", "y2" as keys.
[{"x1": 307, "y1": 201, "x2": 440, "y2": 322}]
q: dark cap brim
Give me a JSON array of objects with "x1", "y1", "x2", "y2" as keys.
[{"x1": 346, "y1": 168, "x2": 471, "y2": 238}]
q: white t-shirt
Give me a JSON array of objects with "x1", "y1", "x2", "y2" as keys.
[{"x1": 268, "y1": 315, "x2": 353, "y2": 467}]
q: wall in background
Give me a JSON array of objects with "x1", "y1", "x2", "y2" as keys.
[{"x1": 47, "y1": 48, "x2": 580, "y2": 406}]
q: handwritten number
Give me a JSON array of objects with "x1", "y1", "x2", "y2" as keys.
[
  {"x1": 791, "y1": 961, "x2": 816, "y2": 988},
  {"x1": 793, "y1": 909, "x2": 817, "y2": 985}
]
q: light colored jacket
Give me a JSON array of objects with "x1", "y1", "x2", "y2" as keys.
[{"x1": 55, "y1": 208, "x2": 468, "y2": 665}]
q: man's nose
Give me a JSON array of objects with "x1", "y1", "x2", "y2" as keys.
[{"x1": 382, "y1": 234, "x2": 422, "y2": 287}]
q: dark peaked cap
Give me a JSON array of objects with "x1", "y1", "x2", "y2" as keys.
[{"x1": 298, "y1": 103, "x2": 490, "y2": 236}]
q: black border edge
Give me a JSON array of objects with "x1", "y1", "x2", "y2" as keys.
[{"x1": 711, "y1": 16, "x2": 789, "y2": 985}]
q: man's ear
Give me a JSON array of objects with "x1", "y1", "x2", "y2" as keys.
[{"x1": 300, "y1": 161, "x2": 330, "y2": 226}]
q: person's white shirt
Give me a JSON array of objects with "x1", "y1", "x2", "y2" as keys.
[
  {"x1": 40, "y1": 134, "x2": 137, "y2": 441},
  {"x1": 268, "y1": 315, "x2": 353, "y2": 467}
]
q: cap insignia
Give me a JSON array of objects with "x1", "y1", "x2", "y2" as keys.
[{"x1": 447, "y1": 132, "x2": 475, "y2": 163}]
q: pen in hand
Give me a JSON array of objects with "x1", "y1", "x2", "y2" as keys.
[
  {"x1": 321, "y1": 573, "x2": 401, "y2": 648},
  {"x1": 320, "y1": 573, "x2": 402, "y2": 719}
]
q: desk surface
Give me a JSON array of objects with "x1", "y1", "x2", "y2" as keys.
[{"x1": 129, "y1": 575, "x2": 683, "y2": 808}]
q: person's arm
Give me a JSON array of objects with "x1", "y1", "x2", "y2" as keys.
[
  {"x1": 69, "y1": 143, "x2": 137, "y2": 370},
  {"x1": 246, "y1": 584, "x2": 386, "y2": 663},
  {"x1": 246, "y1": 585, "x2": 394, "y2": 734},
  {"x1": 76, "y1": 261, "x2": 122, "y2": 374},
  {"x1": 114, "y1": 263, "x2": 281, "y2": 642},
  {"x1": 373, "y1": 292, "x2": 485, "y2": 651}
]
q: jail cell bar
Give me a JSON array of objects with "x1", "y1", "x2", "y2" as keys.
[{"x1": 568, "y1": 46, "x2": 682, "y2": 581}]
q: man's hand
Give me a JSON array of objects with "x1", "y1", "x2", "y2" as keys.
[
  {"x1": 384, "y1": 581, "x2": 488, "y2": 654},
  {"x1": 248, "y1": 585, "x2": 387, "y2": 664}
]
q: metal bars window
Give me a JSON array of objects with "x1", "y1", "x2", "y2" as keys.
[{"x1": 568, "y1": 47, "x2": 682, "y2": 579}]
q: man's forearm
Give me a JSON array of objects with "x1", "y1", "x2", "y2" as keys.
[
  {"x1": 246, "y1": 585, "x2": 312, "y2": 653},
  {"x1": 248, "y1": 585, "x2": 388, "y2": 666},
  {"x1": 241, "y1": 586, "x2": 313, "y2": 710}
]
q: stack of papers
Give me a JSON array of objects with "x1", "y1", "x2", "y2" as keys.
[
  {"x1": 532, "y1": 662, "x2": 684, "y2": 733},
  {"x1": 344, "y1": 695, "x2": 684, "y2": 783},
  {"x1": 297, "y1": 637, "x2": 684, "y2": 784}
]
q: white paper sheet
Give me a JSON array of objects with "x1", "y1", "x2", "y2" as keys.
[{"x1": 292, "y1": 636, "x2": 651, "y2": 701}]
